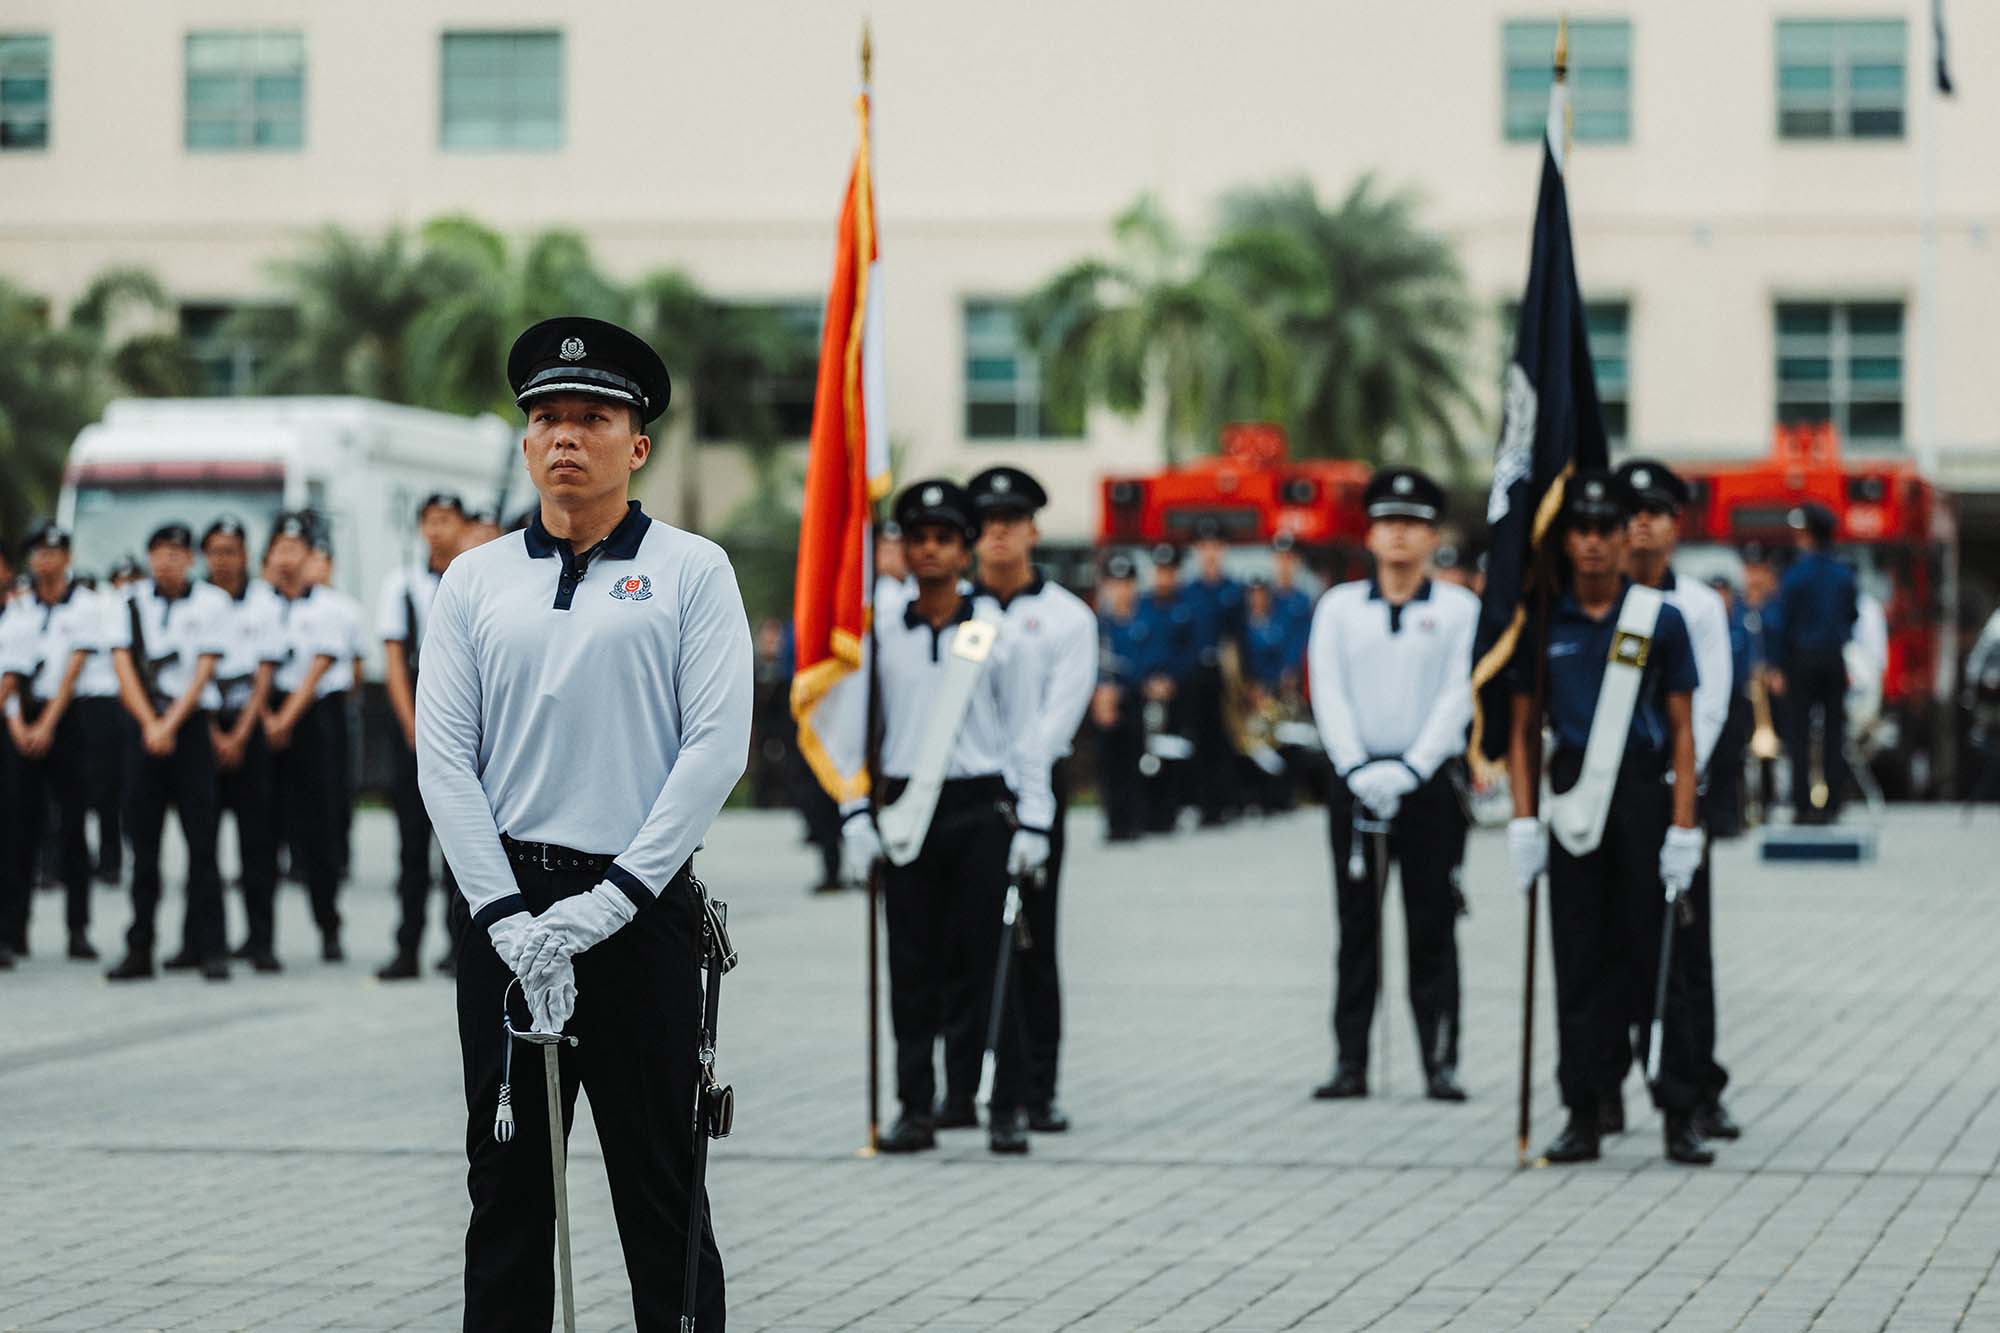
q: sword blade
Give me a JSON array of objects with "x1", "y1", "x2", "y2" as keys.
[{"x1": 544, "y1": 1043, "x2": 576, "y2": 1333}]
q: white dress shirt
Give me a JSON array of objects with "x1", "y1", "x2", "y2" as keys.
[
  {"x1": 13, "y1": 581, "x2": 105, "y2": 702},
  {"x1": 208, "y1": 581, "x2": 284, "y2": 712},
  {"x1": 976, "y1": 572, "x2": 1099, "y2": 763},
  {"x1": 258, "y1": 584, "x2": 346, "y2": 698},
  {"x1": 1662, "y1": 570, "x2": 1732, "y2": 773},
  {"x1": 416, "y1": 502, "x2": 753, "y2": 925},
  {"x1": 72, "y1": 587, "x2": 123, "y2": 700},
  {"x1": 316, "y1": 585, "x2": 367, "y2": 693},
  {"x1": 1307, "y1": 576, "x2": 1480, "y2": 780},
  {"x1": 377, "y1": 561, "x2": 446, "y2": 658},
  {"x1": 862, "y1": 591, "x2": 1054, "y2": 831},
  {"x1": 106, "y1": 579, "x2": 231, "y2": 711}
]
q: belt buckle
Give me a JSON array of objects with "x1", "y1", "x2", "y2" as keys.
[{"x1": 539, "y1": 843, "x2": 554, "y2": 872}]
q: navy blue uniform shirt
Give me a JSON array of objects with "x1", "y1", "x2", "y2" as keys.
[
  {"x1": 1242, "y1": 611, "x2": 1293, "y2": 690},
  {"x1": 1775, "y1": 551, "x2": 1858, "y2": 663},
  {"x1": 1271, "y1": 584, "x2": 1314, "y2": 673},
  {"x1": 1136, "y1": 591, "x2": 1200, "y2": 681},
  {"x1": 1726, "y1": 601, "x2": 1753, "y2": 693},
  {"x1": 1514, "y1": 579, "x2": 1699, "y2": 757},
  {"x1": 1183, "y1": 575, "x2": 1245, "y2": 665},
  {"x1": 1098, "y1": 608, "x2": 1156, "y2": 687}
]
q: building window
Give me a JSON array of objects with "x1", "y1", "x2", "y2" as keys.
[
  {"x1": 695, "y1": 301, "x2": 823, "y2": 444},
  {"x1": 1501, "y1": 299, "x2": 1630, "y2": 446},
  {"x1": 180, "y1": 304, "x2": 267, "y2": 396},
  {"x1": 1776, "y1": 302, "x2": 1903, "y2": 444},
  {"x1": 185, "y1": 31, "x2": 304, "y2": 151},
  {"x1": 1777, "y1": 19, "x2": 1906, "y2": 140},
  {"x1": 1503, "y1": 20, "x2": 1631, "y2": 144},
  {"x1": 963, "y1": 300, "x2": 1077, "y2": 441},
  {"x1": 441, "y1": 31, "x2": 562, "y2": 150},
  {"x1": 0, "y1": 34, "x2": 50, "y2": 150}
]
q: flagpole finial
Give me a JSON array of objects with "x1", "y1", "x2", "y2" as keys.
[
  {"x1": 1553, "y1": 14, "x2": 1569, "y2": 83},
  {"x1": 861, "y1": 21, "x2": 873, "y2": 87}
]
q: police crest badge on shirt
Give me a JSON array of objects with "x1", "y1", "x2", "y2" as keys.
[{"x1": 609, "y1": 574, "x2": 653, "y2": 602}]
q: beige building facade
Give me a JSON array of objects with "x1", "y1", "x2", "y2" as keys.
[{"x1": 2, "y1": 0, "x2": 1996, "y2": 547}]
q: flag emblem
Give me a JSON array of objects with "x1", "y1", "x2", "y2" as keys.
[
  {"x1": 609, "y1": 574, "x2": 652, "y2": 601},
  {"x1": 559, "y1": 337, "x2": 587, "y2": 362}
]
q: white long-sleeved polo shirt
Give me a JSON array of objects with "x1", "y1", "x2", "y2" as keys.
[
  {"x1": 975, "y1": 572, "x2": 1098, "y2": 764},
  {"x1": 1306, "y1": 576, "x2": 1480, "y2": 780},
  {"x1": 1661, "y1": 569, "x2": 1732, "y2": 774},
  {"x1": 861, "y1": 591, "x2": 1053, "y2": 831},
  {"x1": 415, "y1": 502, "x2": 753, "y2": 927},
  {"x1": 105, "y1": 579, "x2": 230, "y2": 710}
]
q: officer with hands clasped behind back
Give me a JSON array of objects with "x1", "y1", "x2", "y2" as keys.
[
  {"x1": 1091, "y1": 552, "x2": 1151, "y2": 843},
  {"x1": 1306, "y1": 468, "x2": 1479, "y2": 1104},
  {"x1": 417, "y1": 316, "x2": 750, "y2": 1330},
  {"x1": 1506, "y1": 470, "x2": 1713, "y2": 1167},
  {"x1": 102, "y1": 523, "x2": 232, "y2": 982},
  {"x1": 1771, "y1": 501, "x2": 1858, "y2": 824},
  {"x1": 840, "y1": 479, "x2": 1052, "y2": 1157},
  {"x1": 967, "y1": 466, "x2": 1098, "y2": 1134},
  {"x1": 377, "y1": 491, "x2": 469, "y2": 981}
]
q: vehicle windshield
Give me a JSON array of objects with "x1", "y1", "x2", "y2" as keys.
[{"x1": 69, "y1": 484, "x2": 284, "y2": 579}]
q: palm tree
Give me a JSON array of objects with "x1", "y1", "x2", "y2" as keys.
[
  {"x1": 1211, "y1": 176, "x2": 1481, "y2": 473},
  {"x1": 1020, "y1": 195, "x2": 1290, "y2": 464},
  {"x1": 237, "y1": 226, "x2": 443, "y2": 403}
]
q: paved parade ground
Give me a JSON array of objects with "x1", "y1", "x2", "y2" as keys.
[{"x1": 5, "y1": 804, "x2": 2000, "y2": 1331}]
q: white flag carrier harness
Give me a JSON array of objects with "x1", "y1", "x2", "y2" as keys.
[{"x1": 1547, "y1": 583, "x2": 1664, "y2": 857}]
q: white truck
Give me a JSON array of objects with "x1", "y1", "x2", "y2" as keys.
[{"x1": 58, "y1": 396, "x2": 516, "y2": 681}]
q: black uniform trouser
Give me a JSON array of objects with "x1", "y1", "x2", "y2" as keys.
[
  {"x1": 1094, "y1": 691, "x2": 1145, "y2": 839},
  {"x1": 391, "y1": 742, "x2": 459, "y2": 957},
  {"x1": 449, "y1": 857, "x2": 723, "y2": 1333},
  {"x1": 9, "y1": 704, "x2": 91, "y2": 946},
  {"x1": 881, "y1": 775, "x2": 1027, "y2": 1115},
  {"x1": 1709, "y1": 695, "x2": 1752, "y2": 836},
  {"x1": 1001, "y1": 760, "x2": 1069, "y2": 1107},
  {"x1": 272, "y1": 693, "x2": 342, "y2": 937},
  {"x1": 74, "y1": 696, "x2": 128, "y2": 878},
  {"x1": 216, "y1": 711, "x2": 279, "y2": 952},
  {"x1": 1786, "y1": 647, "x2": 1849, "y2": 819},
  {"x1": 124, "y1": 709, "x2": 225, "y2": 960},
  {"x1": 1546, "y1": 761, "x2": 1699, "y2": 1116},
  {"x1": 1188, "y1": 662, "x2": 1240, "y2": 820},
  {"x1": 1140, "y1": 689, "x2": 1194, "y2": 833},
  {"x1": 330, "y1": 695, "x2": 354, "y2": 879},
  {"x1": 1327, "y1": 771, "x2": 1465, "y2": 1074}
]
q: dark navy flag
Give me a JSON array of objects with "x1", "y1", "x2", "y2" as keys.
[{"x1": 1467, "y1": 93, "x2": 1610, "y2": 767}]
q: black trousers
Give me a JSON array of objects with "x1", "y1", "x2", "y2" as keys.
[
  {"x1": 124, "y1": 710, "x2": 225, "y2": 960},
  {"x1": 9, "y1": 703, "x2": 92, "y2": 946},
  {"x1": 330, "y1": 696, "x2": 354, "y2": 879},
  {"x1": 1327, "y1": 771, "x2": 1466, "y2": 1074},
  {"x1": 391, "y1": 742, "x2": 458, "y2": 957},
  {"x1": 1682, "y1": 848, "x2": 1729, "y2": 1103},
  {"x1": 881, "y1": 775, "x2": 1027, "y2": 1115},
  {"x1": 1188, "y1": 662, "x2": 1240, "y2": 821},
  {"x1": 215, "y1": 711, "x2": 279, "y2": 952},
  {"x1": 1546, "y1": 763, "x2": 1699, "y2": 1115},
  {"x1": 1708, "y1": 694, "x2": 1752, "y2": 837},
  {"x1": 74, "y1": 696, "x2": 129, "y2": 878},
  {"x1": 1094, "y1": 691, "x2": 1145, "y2": 840},
  {"x1": 1786, "y1": 647, "x2": 1849, "y2": 819},
  {"x1": 272, "y1": 693, "x2": 342, "y2": 937},
  {"x1": 1001, "y1": 760, "x2": 1069, "y2": 1107},
  {"x1": 1140, "y1": 691, "x2": 1193, "y2": 833},
  {"x1": 449, "y1": 857, "x2": 723, "y2": 1333}
]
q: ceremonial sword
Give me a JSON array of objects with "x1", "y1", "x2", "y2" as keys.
[{"x1": 498, "y1": 980, "x2": 580, "y2": 1333}]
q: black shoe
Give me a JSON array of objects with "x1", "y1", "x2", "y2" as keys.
[
  {"x1": 1665, "y1": 1114, "x2": 1715, "y2": 1165},
  {"x1": 1597, "y1": 1090, "x2": 1626, "y2": 1135},
  {"x1": 1028, "y1": 1102, "x2": 1071, "y2": 1133},
  {"x1": 94, "y1": 869, "x2": 121, "y2": 887},
  {"x1": 321, "y1": 934, "x2": 344, "y2": 963},
  {"x1": 1312, "y1": 1065, "x2": 1368, "y2": 1100},
  {"x1": 105, "y1": 954, "x2": 155, "y2": 982},
  {"x1": 247, "y1": 950, "x2": 283, "y2": 974},
  {"x1": 435, "y1": 951, "x2": 456, "y2": 976},
  {"x1": 1540, "y1": 1114, "x2": 1601, "y2": 1163},
  {"x1": 0, "y1": 946, "x2": 16, "y2": 970},
  {"x1": 877, "y1": 1114, "x2": 937, "y2": 1154},
  {"x1": 1693, "y1": 1101, "x2": 1741, "y2": 1141},
  {"x1": 162, "y1": 950, "x2": 200, "y2": 972},
  {"x1": 68, "y1": 934, "x2": 99, "y2": 961},
  {"x1": 933, "y1": 1097, "x2": 979, "y2": 1130},
  {"x1": 809, "y1": 878, "x2": 845, "y2": 895},
  {"x1": 375, "y1": 954, "x2": 420, "y2": 981},
  {"x1": 200, "y1": 956, "x2": 230, "y2": 981},
  {"x1": 230, "y1": 940, "x2": 255, "y2": 961},
  {"x1": 1425, "y1": 1067, "x2": 1468, "y2": 1102},
  {"x1": 988, "y1": 1108, "x2": 1030, "y2": 1155}
]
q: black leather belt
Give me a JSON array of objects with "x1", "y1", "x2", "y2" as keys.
[{"x1": 500, "y1": 834, "x2": 615, "y2": 874}]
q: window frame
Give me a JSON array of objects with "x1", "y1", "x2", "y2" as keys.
[
  {"x1": 961, "y1": 297, "x2": 1078, "y2": 444},
  {"x1": 1501, "y1": 18, "x2": 1633, "y2": 145},
  {"x1": 1775, "y1": 18, "x2": 1907, "y2": 141},
  {"x1": 692, "y1": 299, "x2": 824, "y2": 445},
  {"x1": 183, "y1": 29, "x2": 306, "y2": 153},
  {"x1": 1773, "y1": 299, "x2": 1905, "y2": 446},
  {"x1": 438, "y1": 29, "x2": 564, "y2": 152},
  {"x1": 0, "y1": 32, "x2": 51, "y2": 151}
]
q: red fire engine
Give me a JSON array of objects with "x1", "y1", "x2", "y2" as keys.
[{"x1": 1676, "y1": 424, "x2": 1958, "y2": 797}]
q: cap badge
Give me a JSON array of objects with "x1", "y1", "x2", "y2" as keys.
[
  {"x1": 1393, "y1": 475, "x2": 1413, "y2": 495},
  {"x1": 559, "y1": 337, "x2": 587, "y2": 362},
  {"x1": 1585, "y1": 481, "x2": 1604, "y2": 499},
  {"x1": 1633, "y1": 468, "x2": 1652, "y2": 489},
  {"x1": 608, "y1": 573, "x2": 653, "y2": 602},
  {"x1": 992, "y1": 475, "x2": 1012, "y2": 493},
  {"x1": 922, "y1": 485, "x2": 943, "y2": 506}
]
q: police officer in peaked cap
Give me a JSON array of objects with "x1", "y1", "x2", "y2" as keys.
[{"x1": 418, "y1": 315, "x2": 747, "y2": 1328}]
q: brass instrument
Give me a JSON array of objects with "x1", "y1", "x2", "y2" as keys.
[{"x1": 1749, "y1": 669, "x2": 1781, "y2": 762}]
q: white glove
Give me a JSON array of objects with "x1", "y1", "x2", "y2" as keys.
[
  {"x1": 1507, "y1": 817, "x2": 1547, "y2": 896},
  {"x1": 1347, "y1": 760, "x2": 1419, "y2": 818},
  {"x1": 487, "y1": 910, "x2": 535, "y2": 971},
  {"x1": 1659, "y1": 825, "x2": 1706, "y2": 899},
  {"x1": 1007, "y1": 829, "x2": 1051, "y2": 879},
  {"x1": 515, "y1": 884, "x2": 639, "y2": 986},
  {"x1": 840, "y1": 814, "x2": 881, "y2": 886},
  {"x1": 526, "y1": 955, "x2": 577, "y2": 1034}
]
